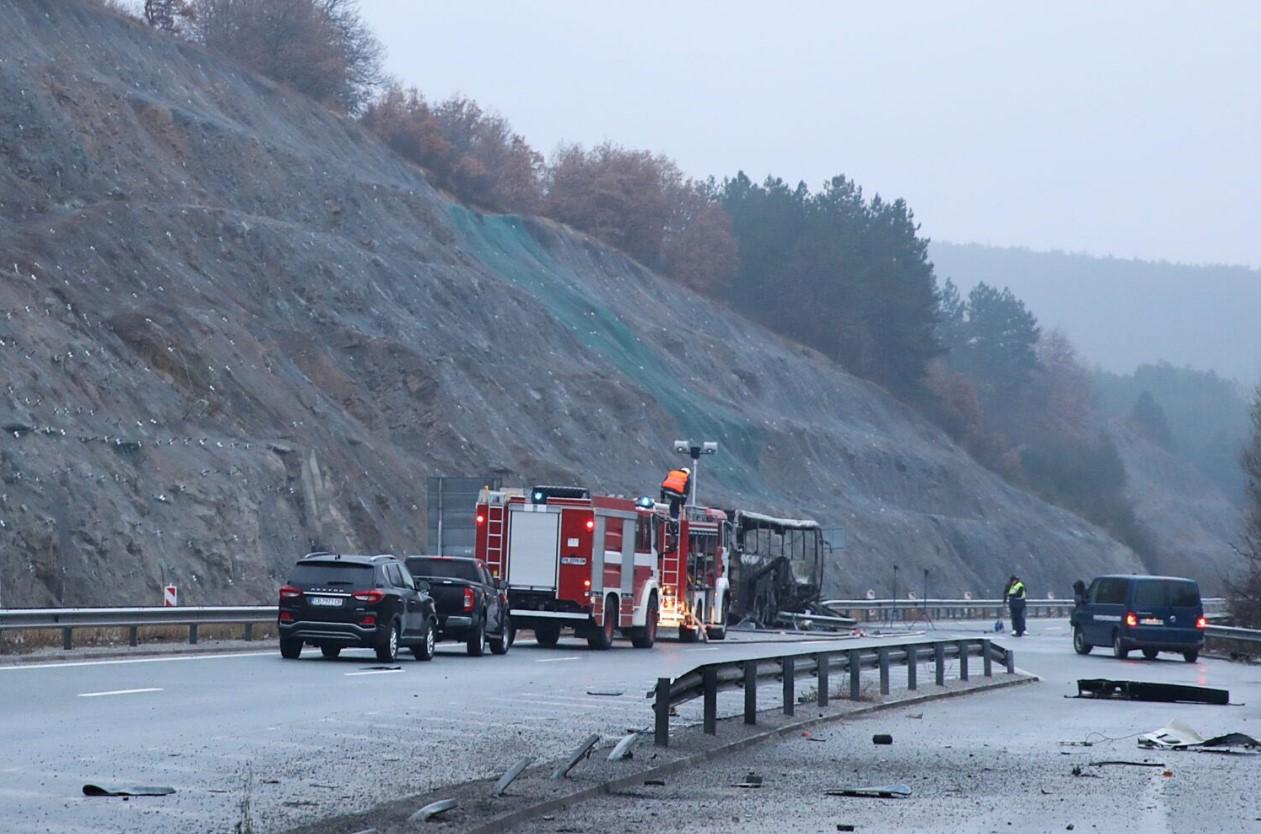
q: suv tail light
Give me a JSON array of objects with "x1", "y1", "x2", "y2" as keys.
[
  {"x1": 1125, "y1": 611, "x2": 1138, "y2": 627},
  {"x1": 279, "y1": 610, "x2": 294, "y2": 623},
  {"x1": 463, "y1": 587, "x2": 475, "y2": 612},
  {"x1": 279, "y1": 585, "x2": 302, "y2": 599},
  {"x1": 352, "y1": 588, "x2": 386, "y2": 604},
  {"x1": 1196, "y1": 615, "x2": 1207, "y2": 629},
  {"x1": 360, "y1": 614, "x2": 377, "y2": 628}
]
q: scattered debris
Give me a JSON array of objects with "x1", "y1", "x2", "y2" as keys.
[
  {"x1": 872, "y1": 734, "x2": 893, "y2": 745},
  {"x1": 551, "y1": 734, "x2": 600, "y2": 780},
  {"x1": 1138, "y1": 719, "x2": 1260, "y2": 753},
  {"x1": 359, "y1": 665, "x2": 401, "y2": 672},
  {"x1": 493, "y1": 757, "x2": 532, "y2": 796},
  {"x1": 83, "y1": 784, "x2": 175, "y2": 797},
  {"x1": 608, "y1": 733, "x2": 639, "y2": 761},
  {"x1": 643, "y1": 779, "x2": 666, "y2": 787},
  {"x1": 827, "y1": 784, "x2": 911, "y2": 798},
  {"x1": 1162, "y1": 770, "x2": 1175, "y2": 778},
  {"x1": 1075, "y1": 679, "x2": 1228, "y2": 705},
  {"x1": 587, "y1": 689, "x2": 624, "y2": 697},
  {"x1": 733, "y1": 772, "x2": 763, "y2": 788},
  {"x1": 1057, "y1": 740, "x2": 1093, "y2": 747},
  {"x1": 837, "y1": 825, "x2": 857, "y2": 832},
  {"x1": 1069, "y1": 766, "x2": 1100, "y2": 778},
  {"x1": 408, "y1": 798, "x2": 457, "y2": 822},
  {"x1": 908, "y1": 712, "x2": 923, "y2": 720},
  {"x1": 1086, "y1": 760, "x2": 1165, "y2": 768}
]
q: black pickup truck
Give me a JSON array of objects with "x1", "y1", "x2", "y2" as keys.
[{"x1": 404, "y1": 555, "x2": 511, "y2": 656}]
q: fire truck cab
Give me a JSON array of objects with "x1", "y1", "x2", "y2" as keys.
[{"x1": 474, "y1": 485, "x2": 730, "y2": 648}]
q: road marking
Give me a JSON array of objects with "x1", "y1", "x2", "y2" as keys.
[
  {"x1": 535, "y1": 656, "x2": 580, "y2": 663},
  {"x1": 0, "y1": 651, "x2": 274, "y2": 672},
  {"x1": 685, "y1": 647, "x2": 721, "y2": 652},
  {"x1": 77, "y1": 687, "x2": 163, "y2": 698},
  {"x1": 344, "y1": 668, "x2": 404, "y2": 677}
]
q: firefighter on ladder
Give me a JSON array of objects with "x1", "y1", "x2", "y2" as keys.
[{"x1": 660, "y1": 467, "x2": 691, "y2": 520}]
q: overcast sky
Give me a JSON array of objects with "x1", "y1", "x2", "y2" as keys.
[{"x1": 360, "y1": 1, "x2": 1260, "y2": 268}]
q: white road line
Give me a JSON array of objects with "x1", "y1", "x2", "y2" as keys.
[
  {"x1": 1, "y1": 651, "x2": 274, "y2": 671},
  {"x1": 685, "y1": 647, "x2": 722, "y2": 652},
  {"x1": 344, "y1": 668, "x2": 404, "y2": 677},
  {"x1": 535, "y1": 656, "x2": 580, "y2": 663},
  {"x1": 77, "y1": 687, "x2": 163, "y2": 698}
]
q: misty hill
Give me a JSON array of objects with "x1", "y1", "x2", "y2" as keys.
[
  {"x1": 0, "y1": 1, "x2": 1141, "y2": 607},
  {"x1": 931, "y1": 241, "x2": 1261, "y2": 385}
]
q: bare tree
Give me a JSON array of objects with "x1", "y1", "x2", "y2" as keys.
[
  {"x1": 144, "y1": 0, "x2": 193, "y2": 32},
  {"x1": 1229, "y1": 386, "x2": 1261, "y2": 625}
]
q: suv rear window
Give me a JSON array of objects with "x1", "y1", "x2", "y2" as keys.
[
  {"x1": 1135, "y1": 579, "x2": 1200, "y2": 608},
  {"x1": 289, "y1": 562, "x2": 374, "y2": 587},
  {"x1": 406, "y1": 557, "x2": 480, "y2": 582}
]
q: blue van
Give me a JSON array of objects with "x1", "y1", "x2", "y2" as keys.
[{"x1": 1071, "y1": 574, "x2": 1205, "y2": 662}]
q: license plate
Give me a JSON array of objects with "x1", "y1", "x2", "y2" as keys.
[
  {"x1": 1140, "y1": 617, "x2": 1162, "y2": 625},
  {"x1": 309, "y1": 596, "x2": 342, "y2": 607}
]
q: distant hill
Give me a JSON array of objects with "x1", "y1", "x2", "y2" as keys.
[{"x1": 930, "y1": 242, "x2": 1261, "y2": 385}]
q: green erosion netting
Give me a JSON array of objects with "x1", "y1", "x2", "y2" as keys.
[{"x1": 447, "y1": 206, "x2": 769, "y2": 498}]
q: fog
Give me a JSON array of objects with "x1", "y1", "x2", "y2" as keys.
[{"x1": 361, "y1": 1, "x2": 1261, "y2": 270}]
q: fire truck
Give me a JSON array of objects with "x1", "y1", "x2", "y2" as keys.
[{"x1": 474, "y1": 485, "x2": 731, "y2": 649}]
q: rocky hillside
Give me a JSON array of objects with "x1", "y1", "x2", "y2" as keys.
[{"x1": 0, "y1": 0, "x2": 1142, "y2": 607}]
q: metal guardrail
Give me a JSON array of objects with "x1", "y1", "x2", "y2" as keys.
[
  {"x1": 822, "y1": 597, "x2": 1230, "y2": 623},
  {"x1": 648, "y1": 636, "x2": 1014, "y2": 746},
  {"x1": 1205, "y1": 624, "x2": 1261, "y2": 642},
  {"x1": 0, "y1": 606, "x2": 275, "y2": 649},
  {"x1": 1205, "y1": 624, "x2": 1261, "y2": 659}
]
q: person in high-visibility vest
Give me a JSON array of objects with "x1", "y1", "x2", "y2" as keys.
[
  {"x1": 1004, "y1": 575, "x2": 1027, "y2": 637},
  {"x1": 660, "y1": 467, "x2": 691, "y2": 519}
]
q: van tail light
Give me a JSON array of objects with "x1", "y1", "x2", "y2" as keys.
[
  {"x1": 1196, "y1": 616, "x2": 1207, "y2": 629},
  {"x1": 360, "y1": 614, "x2": 377, "y2": 628},
  {"x1": 1125, "y1": 611, "x2": 1138, "y2": 627},
  {"x1": 279, "y1": 585, "x2": 302, "y2": 600},
  {"x1": 352, "y1": 588, "x2": 386, "y2": 604},
  {"x1": 463, "y1": 587, "x2": 475, "y2": 612}
]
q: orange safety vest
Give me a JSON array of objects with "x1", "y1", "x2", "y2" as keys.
[{"x1": 661, "y1": 468, "x2": 690, "y2": 495}]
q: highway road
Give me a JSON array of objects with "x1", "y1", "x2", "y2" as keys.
[
  {"x1": 519, "y1": 620, "x2": 1261, "y2": 834},
  {"x1": 1, "y1": 628, "x2": 934, "y2": 834}
]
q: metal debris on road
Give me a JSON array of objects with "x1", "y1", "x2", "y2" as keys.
[
  {"x1": 1138, "y1": 719, "x2": 1260, "y2": 753},
  {"x1": 643, "y1": 779, "x2": 666, "y2": 786},
  {"x1": 82, "y1": 784, "x2": 175, "y2": 797},
  {"x1": 608, "y1": 732, "x2": 639, "y2": 761},
  {"x1": 1075, "y1": 678, "x2": 1229, "y2": 705},
  {"x1": 1069, "y1": 766, "x2": 1100, "y2": 778},
  {"x1": 551, "y1": 733, "x2": 600, "y2": 780},
  {"x1": 586, "y1": 689, "x2": 624, "y2": 696},
  {"x1": 872, "y1": 734, "x2": 893, "y2": 745},
  {"x1": 408, "y1": 798, "x2": 457, "y2": 822},
  {"x1": 733, "y1": 772, "x2": 763, "y2": 788},
  {"x1": 493, "y1": 757, "x2": 532, "y2": 796},
  {"x1": 826, "y1": 784, "x2": 911, "y2": 798},
  {"x1": 1086, "y1": 760, "x2": 1166, "y2": 768}
]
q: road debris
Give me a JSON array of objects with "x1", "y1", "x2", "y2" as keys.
[
  {"x1": 733, "y1": 772, "x2": 763, "y2": 788},
  {"x1": 586, "y1": 689, "x2": 624, "y2": 697},
  {"x1": 644, "y1": 779, "x2": 666, "y2": 786},
  {"x1": 1069, "y1": 766, "x2": 1100, "y2": 778},
  {"x1": 826, "y1": 784, "x2": 911, "y2": 798},
  {"x1": 1138, "y1": 718, "x2": 1260, "y2": 753},
  {"x1": 872, "y1": 734, "x2": 893, "y2": 745},
  {"x1": 608, "y1": 732, "x2": 639, "y2": 760},
  {"x1": 837, "y1": 825, "x2": 857, "y2": 832},
  {"x1": 408, "y1": 798, "x2": 457, "y2": 822},
  {"x1": 493, "y1": 757, "x2": 532, "y2": 796},
  {"x1": 551, "y1": 733, "x2": 600, "y2": 780},
  {"x1": 1075, "y1": 679, "x2": 1228, "y2": 705},
  {"x1": 82, "y1": 784, "x2": 175, "y2": 797},
  {"x1": 1086, "y1": 760, "x2": 1166, "y2": 768}
]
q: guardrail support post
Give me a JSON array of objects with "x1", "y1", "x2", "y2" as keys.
[
  {"x1": 1006, "y1": 647, "x2": 1016, "y2": 675},
  {"x1": 243, "y1": 623, "x2": 254, "y2": 642},
  {"x1": 189, "y1": 624, "x2": 198, "y2": 645},
  {"x1": 743, "y1": 661, "x2": 758, "y2": 725},
  {"x1": 782, "y1": 657, "x2": 795, "y2": 716},
  {"x1": 848, "y1": 649, "x2": 861, "y2": 700},
  {"x1": 957, "y1": 640, "x2": 969, "y2": 681},
  {"x1": 128, "y1": 625, "x2": 139, "y2": 647},
  {"x1": 654, "y1": 677, "x2": 670, "y2": 747},
  {"x1": 816, "y1": 653, "x2": 830, "y2": 707},
  {"x1": 62, "y1": 627, "x2": 72, "y2": 651},
  {"x1": 703, "y1": 667, "x2": 718, "y2": 735},
  {"x1": 878, "y1": 647, "x2": 890, "y2": 696},
  {"x1": 982, "y1": 639, "x2": 993, "y2": 677},
  {"x1": 934, "y1": 643, "x2": 945, "y2": 686},
  {"x1": 906, "y1": 646, "x2": 917, "y2": 690}
]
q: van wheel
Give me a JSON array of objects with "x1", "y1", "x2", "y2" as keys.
[
  {"x1": 1111, "y1": 631, "x2": 1129, "y2": 659},
  {"x1": 280, "y1": 636, "x2": 303, "y2": 659},
  {"x1": 1072, "y1": 627, "x2": 1092, "y2": 655},
  {"x1": 631, "y1": 595, "x2": 658, "y2": 649},
  {"x1": 1183, "y1": 650, "x2": 1199, "y2": 663},
  {"x1": 320, "y1": 645, "x2": 342, "y2": 660},
  {"x1": 376, "y1": 620, "x2": 400, "y2": 663},
  {"x1": 535, "y1": 623, "x2": 560, "y2": 648},
  {"x1": 1141, "y1": 648, "x2": 1159, "y2": 660},
  {"x1": 588, "y1": 597, "x2": 616, "y2": 650}
]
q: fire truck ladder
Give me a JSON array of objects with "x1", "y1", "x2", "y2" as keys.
[{"x1": 485, "y1": 504, "x2": 506, "y2": 567}]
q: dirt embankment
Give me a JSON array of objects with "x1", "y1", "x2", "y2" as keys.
[{"x1": 0, "y1": 0, "x2": 1141, "y2": 606}]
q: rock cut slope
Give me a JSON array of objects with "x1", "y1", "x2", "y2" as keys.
[{"x1": 0, "y1": 0, "x2": 1141, "y2": 606}]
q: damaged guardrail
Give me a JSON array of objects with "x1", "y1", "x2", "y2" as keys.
[
  {"x1": 1204, "y1": 623, "x2": 1261, "y2": 659},
  {"x1": 0, "y1": 605, "x2": 274, "y2": 649},
  {"x1": 823, "y1": 597, "x2": 1228, "y2": 623},
  {"x1": 649, "y1": 637, "x2": 1015, "y2": 747}
]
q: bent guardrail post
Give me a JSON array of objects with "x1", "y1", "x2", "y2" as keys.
[
  {"x1": 703, "y1": 667, "x2": 718, "y2": 735},
  {"x1": 878, "y1": 647, "x2": 891, "y2": 696},
  {"x1": 1006, "y1": 646, "x2": 1016, "y2": 674},
  {"x1": 906, "y1": 645, "x2": 918, "y2": 690},
  {"x1": 935, "y1": 643, "x2": 946, "y2": 686},
  {"x1": 743, "y1": 660, "x2": 758, "y2": 725},
  {"x1": 848, "y1": 649, "x2": 861, "y2": 700},
  {"x1": 817, "y1": 652, "x2": 830, "y2": 706},
  {"x1": 982, "y1": 639, "x2": 993, "y2": 677},
  {"x1": 782, "y1": 656, "x2": 795, "y2": 716},
  {"x1": 654, "y1": 677, "x2": 670, "y2": 747}
]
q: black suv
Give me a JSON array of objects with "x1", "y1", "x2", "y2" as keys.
[
  {"x1": 278, "y1": 553, "x2": 437, "y2": 662},
  {"x1": 405, "y1": 555, "x2": 511, "y2": 656}
]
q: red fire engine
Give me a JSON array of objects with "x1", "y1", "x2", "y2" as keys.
[{"x1": 474, "y1": 485, "x2": 731, "y2": 649}]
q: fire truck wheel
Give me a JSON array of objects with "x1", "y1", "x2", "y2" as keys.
[
  {"x1": 587, "y1": 596, "x2": 616, "y2": 650},
  {"x1": 535, "y1": 623, "x2": 561, "y2": 648},
  {"x1": 707, "y1": 597, "x2": 729, "y2": 641},
  {"x1": 631, "y1": 595, "x2": 658, "y2": 649}
]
